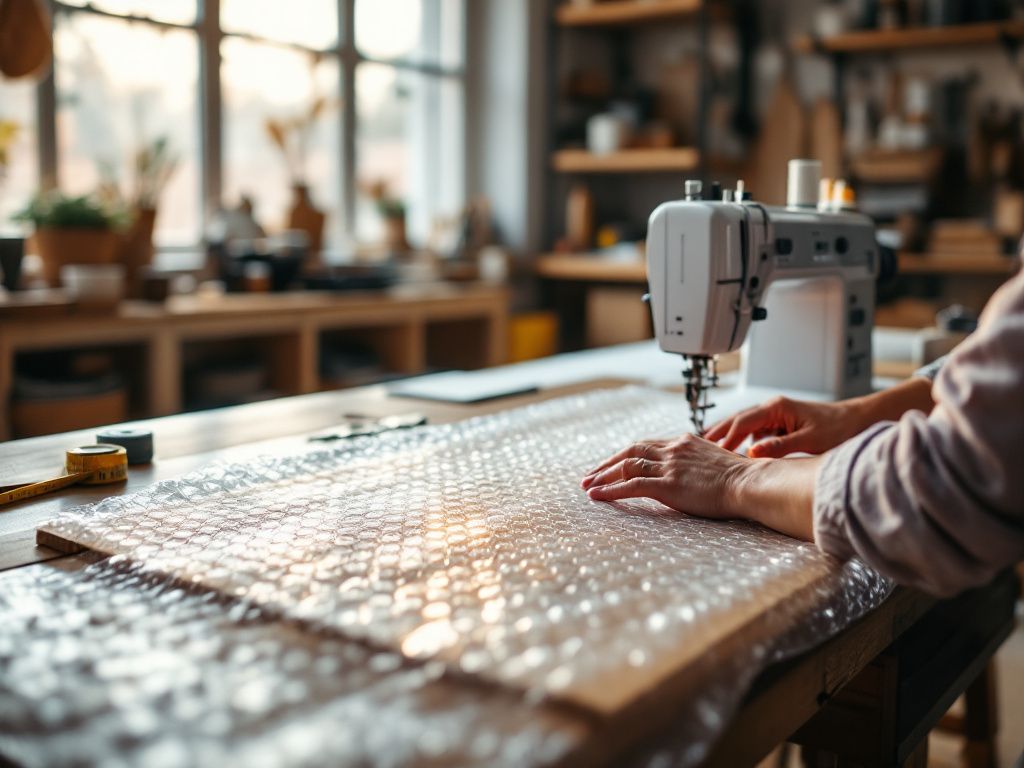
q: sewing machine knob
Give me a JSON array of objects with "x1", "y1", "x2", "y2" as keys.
[{"x1": 752, "y1": 307, "x2": 768, "y2": 322}]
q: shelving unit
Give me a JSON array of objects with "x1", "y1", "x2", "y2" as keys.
[
  {"x1": 554, "y1": 0, "x2": 703, "y2": 27},
  {"x1": 543, "y1": 0, "x2": 742, "y2": 351},
  {"x1": 536, "y1": 253, "x2": 647, "y2": 283},
  {"x1": 0, "y1": 284, "x2": 509, "y2": 440},
  {"x1": 551, "y1": 147, "x2": 701, "y2": 174},
  {"x1": 794, "y1": 20, "x2": 1024, "y2": 54}
]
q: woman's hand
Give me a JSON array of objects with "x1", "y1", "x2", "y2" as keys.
[
  {"x1": 704, "y1": 396, "x2": 867, "y2": 458},
  {"x1": 581, "y1": 435, "x2": 820, "y2": 541},
  {"x1": 581, "y1": 434, "x2": 752, "y2": 520},
  {"x1": 704, "y1": 377, "x2": 935, "y2": 459}
]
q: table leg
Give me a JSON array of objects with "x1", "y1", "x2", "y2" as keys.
[{"x1": 962, "y1": 661, "x2": 998, "y2": 768}]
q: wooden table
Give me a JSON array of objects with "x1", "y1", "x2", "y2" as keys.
[
  {"x1": 0, "y1": 376, "x2": 1016, "y2": 767},
  {"x1": 0, "y1": 282, "x2": 509, "y2": 440}
]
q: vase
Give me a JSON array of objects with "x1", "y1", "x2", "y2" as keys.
[
  {"x1": 287, "y1": 183, "x2": 325, "y2": 271},
  {"x1": 34, "y1": 227, "x2": 119, "y2": 287},
  {"x1": 118, "y1": 207, "x2": 156, "y2": 299},
  {"x1": 0, "y1": 236, "x2": 24, "y2": 290}
]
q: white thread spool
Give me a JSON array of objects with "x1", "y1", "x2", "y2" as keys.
[{"x1": 787, "y1": 159, "x2": 822, "y2": 209}]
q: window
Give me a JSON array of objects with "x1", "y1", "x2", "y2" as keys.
[
  {"x1": 221, "y1": 39, "x2": 340, "y2": 242},
  {"x1": 11, "y1": 0, "x2": 465, "y2": 259},
  {"x1": 353, "y1": 0, "x2": 464, "y2": 244},
  {"x1": 0, "y1": 80, "x2": 37, "y2": 229},
  {"x1": 54, "y1": 11, "x2": 201, "y2": 245}
]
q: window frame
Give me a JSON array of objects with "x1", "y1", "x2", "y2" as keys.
[{"x1": 31, "y1": 0, "x2": 467, "y2": 253}]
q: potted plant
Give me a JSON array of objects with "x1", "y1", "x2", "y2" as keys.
[
  {"x1": 101, "y1": 136, "x2": 178, "y2": 297},
  {"x1": 15, "y1": 192, "x2": 125, "y2": 287},
  {"x1": 363, "y1": 179, "x2": 409, "y2": 255},
  {"x1": 265, "y1": 96, "x2": 331, "y2": 269}
]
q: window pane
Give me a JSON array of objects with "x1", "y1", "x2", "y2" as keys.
[
  {"x1": 0, "y1": 81, "x2": 37, "y2": 231},
  {"x1": 355, "y1": 63, "x2": 464, "y2": 246},
  {"x1": 356, "y1": 0, "x2": 463, "y2": 68},
  {"x1": 222, "y1": 38, "x2": 341, "y2": 248},
  {"x1": 221, "y1": 0, "x2": 337, "y2": 50},
  {"x1": 59, "y1": 0, "x2": 196, "y2": 26},
  {"x1": 55, "y1": 14, "x2": 201, "y2": 246}
]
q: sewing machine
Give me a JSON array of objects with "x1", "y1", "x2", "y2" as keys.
[{"x1": 645, "y1": 166, "x2": 881, "y2": 433}]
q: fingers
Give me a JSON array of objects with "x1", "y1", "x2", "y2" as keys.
[
  {"x1": 583, "y1": 456, "x2": 663, "y2": 490},
  {"x1": 582, "y1": 441, "x2": 666, "y2": 486},
  {"x1": 586, "y1": 477, "x2": 666, "y2": 503},
  {"x1": 719, "y1": 409, "x2": 777, "y2": 452},
  {"x1": 703, "y1": 416, "x2": 735, "y2": 443},
  {"x1": 748, "y1": 430, "x2": 814, "y2": 458}
]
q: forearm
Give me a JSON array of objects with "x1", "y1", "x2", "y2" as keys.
[
  {"x1": 845, "y1": 376, "x2": 934, "y2": 429},
  {"x1": 727, "y1": 457, "x2": 821, "y2": 541}
]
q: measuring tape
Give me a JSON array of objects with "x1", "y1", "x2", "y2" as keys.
[{"x1": 0, "y1": 444, "x2": 128, "y2": 507}]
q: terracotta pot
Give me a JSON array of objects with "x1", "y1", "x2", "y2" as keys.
[
  {"x1": 118, "y1": 207, "x2": 157, "y2": 298},
  {"x1": 287, "y1": 183, "x2": 325, "y2": 270},
  {"x1": 34, "y1": 227, "x2": 119, "y2": 287}
]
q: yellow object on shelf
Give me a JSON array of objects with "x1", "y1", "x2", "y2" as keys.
[{"x1": 508, "y1": 312, "x2": 559, "y2": 363}]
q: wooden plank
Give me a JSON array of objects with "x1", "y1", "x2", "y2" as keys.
[
  {"x1": 551, "y1": 147, "x2": 700, "y2": 173},
  {"x1": 536, "y1": 254, "x2": 648, "y2": 283},
  {"x1": 699, "y1": 588, "x2": 934, "y2": 768},
  {"x1": 555, "y1": 0, "x2": 702, "y2": 27},
  {"x1": 898, "y1": 253, "x2": 1020, "y2": 276},
  {"x1": 794, "y1": 21, "x2": 1024, "y2": 54}
]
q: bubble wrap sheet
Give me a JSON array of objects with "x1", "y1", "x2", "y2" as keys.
[
  {"x1": 0, "y1": 559, "x2": 583, "y2": 768},
  {"x1": 30, "y1": 387, "x2": 893, "y2": 763}
]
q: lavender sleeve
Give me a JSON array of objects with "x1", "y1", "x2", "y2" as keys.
[{"x1": 813, "y1": 268, "x2": 1024, "y2": 596}]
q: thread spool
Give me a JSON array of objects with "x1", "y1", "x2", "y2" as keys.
[
  {"x1": 787, "y1": 159, "x2": 822, "y2": 209},
  {"x1": 96, "y1": 428, "x2": 154, "y2": 465}
]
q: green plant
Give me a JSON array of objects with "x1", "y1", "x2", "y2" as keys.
[
  {"x1": 376, "y1": 197, "x2": 406, "y2": 219},
  {"x1": 14, "y1": 192, "x2": 127, "y2": 230},
  {"x1": 361, "y1": 179, "x2": 406, "y2": 220}
]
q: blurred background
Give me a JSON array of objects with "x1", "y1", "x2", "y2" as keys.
[{"x1": 1, "y1": 0, "x2": 1023, "y2": 448}]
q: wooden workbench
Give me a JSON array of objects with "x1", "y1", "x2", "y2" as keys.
[
  {"x1": 0, "y1": 282, "x2": 509, "y2": 440},
  {"x1": 0, "y1": 375, "x2": 1016, "y2": 766}
]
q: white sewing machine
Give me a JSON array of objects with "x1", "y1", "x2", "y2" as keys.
[{"x1": 645, "y1": 162, "x2": 881, "y2": 433}]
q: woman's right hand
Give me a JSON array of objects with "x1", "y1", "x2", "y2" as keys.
[
  {"x1": 705, "y1": 377, "x2": 936, "y2": 459},
  {"x1": 704, "y1": 396, "x2": 870, "y2": 458}
]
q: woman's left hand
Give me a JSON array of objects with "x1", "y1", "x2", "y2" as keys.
[{"x1": 580, "y1": 434, "x2": 752, "y2": 519}]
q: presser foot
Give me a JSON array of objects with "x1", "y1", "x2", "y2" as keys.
[{"x1": 682, "y1": 355, "x2": 719, "y2": 436}]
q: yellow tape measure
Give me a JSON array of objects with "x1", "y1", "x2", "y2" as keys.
[{"x1": 0, "y1": 444, "x2": 128, "y2": 507}]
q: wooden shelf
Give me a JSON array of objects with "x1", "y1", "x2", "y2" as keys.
[
  {"x1": 552, "y1": 147, "x2": 700, "y2": 173},
  {"x1": 555, "y1": 0, "x2": 702, "y2": 27},
  {"x1": 536, "y1": 253, "x2": 648, "y2": 283},
  {"x1": 538, "y1": 252, "x2": 1018, "y2": 282},
  {"x1": 898, "y1": 253, "x2": 1020, "y2": 276},
  {"x1": 795, "y1": 21, "x2": 1024, "y2": 54},
  {"x1": 0, "y1": 284, "x2": 510, "y2": 441}
]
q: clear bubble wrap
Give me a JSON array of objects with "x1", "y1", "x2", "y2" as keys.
[{"x1": 21, "y1": 386, "x2": 893, "y2": 766}]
